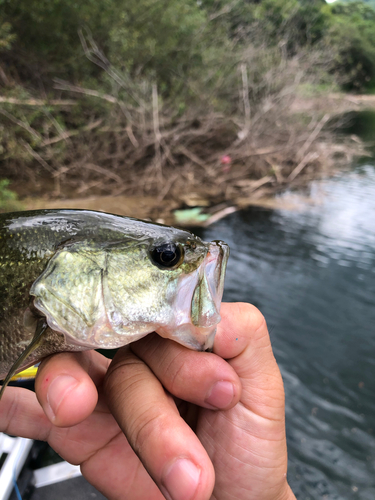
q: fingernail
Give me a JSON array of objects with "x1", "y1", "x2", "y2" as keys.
[
  {"x1": 205, "y1": 381, "x2": 234, "y2": 409},
  {"x1": 46, "y1": 375, "x2": 78, "y2": 421},
  {"x1": 161, "y1": 458, "x2": 201, "y2": 500}
]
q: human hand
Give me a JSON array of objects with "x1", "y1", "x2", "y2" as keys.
[{"x1": 0, "y1": 303, "x2": 296, "y2": 500}]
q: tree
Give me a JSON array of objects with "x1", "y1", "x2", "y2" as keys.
[{"x1": 324, "y1": 1, "x2": 375, "y2": 90}]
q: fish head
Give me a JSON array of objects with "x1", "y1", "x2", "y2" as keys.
[
  {"x1": 151, "y1": 237, "x2": 229, "y2": 351},
  {"x1": 30, "y1": 225, "x2": 229, "y2": 352}
]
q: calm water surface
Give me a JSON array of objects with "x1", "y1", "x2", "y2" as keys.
[{"x1": 199, "y1": 161, "x2": 375, "y2": 499}]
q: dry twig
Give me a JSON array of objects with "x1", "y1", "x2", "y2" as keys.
[
  {"x1": 0, "y1": 109, "x2": 41, "y2": 140},
  {"x1": 22, "y1": 141, "x2": 55, "y2": 173},
  {"x1": 0, "y1": 97, "x2": 75, "y2": 106}
]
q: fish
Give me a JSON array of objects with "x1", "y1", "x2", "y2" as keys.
[{"x1": 0, "y1": 209, "x2": 229, "y2": 396}]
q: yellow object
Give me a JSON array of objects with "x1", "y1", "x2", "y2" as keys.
[{"x1": 10, "y1": 365, "x2": 39, "y2": 381}]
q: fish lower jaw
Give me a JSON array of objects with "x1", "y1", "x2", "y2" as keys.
[
  {"x1": 156, "y1": 324, "x2": 217, "y2": 351},
  {"x1": 61, "y1": 322, "x2": 154, "y2": 349},
  {"x1": 42, "y1": 306, "x2": 218, "y2": 351}
]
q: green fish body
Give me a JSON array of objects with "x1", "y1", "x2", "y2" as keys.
[{"x1": 0, "y1": 210, "x2": 229, "y2": 388}]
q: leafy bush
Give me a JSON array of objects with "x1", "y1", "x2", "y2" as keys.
[
  {"x1": 0, "y1": 21, "x2": 14, "y2": 50},
  {"x1": 0, "y1": 179, "x2": 22, "y2": 211},
  {"x1": 323, "y1": 1, "x2": 375, "y2": 90}
]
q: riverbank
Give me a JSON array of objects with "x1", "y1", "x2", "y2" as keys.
[
  {"x1": 4, "y1": 92, "x2": 371, "y2": 225},
  {"x1": 23, "y1": 187, "x2": 334, "y2": 228},
  {"x1": 3, "y1": 0, "x2": 375, "y2": 225}
]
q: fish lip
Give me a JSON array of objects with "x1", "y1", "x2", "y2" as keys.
[
  {"x1": 192, "y1": 240, "x2": 229, "y2": 329},
  {"x1": 160, "y1": 239, "x2": 229, "y2": 351},
  {"x1": 205, "y1": 240, "x2": 230, "y2": 311}
]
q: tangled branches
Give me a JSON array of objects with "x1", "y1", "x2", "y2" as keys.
[{"x1": 0, "y1": 32, "x2": 366, "y2": 208}]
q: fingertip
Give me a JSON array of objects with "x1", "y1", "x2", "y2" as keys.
[
  {"x1": 35, "y1": 353, "x2": 99, "y2": 427},
  {"x1": 215, "y1": 302, "x2": 268, "y2": 359},
  {"x1": 204, "y1": 380, "x2": 237, "y2": 410},
  {"x1": 220, "y1": 302, "x2": 267, "y2": 337},
  {"x1": 45, "y1": 374, "x2": 98, "y2": 427},
  {"x1": 161, "y1": 456, "x2": 214, "y2": 500}
]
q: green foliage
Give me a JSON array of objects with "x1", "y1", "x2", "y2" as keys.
[
  {"x1": 1, "y1": 0, "x2": 375, "y2": 95},
  {"x1": 323, "y1": 1, "x2": 375, "y2": 90},
  {"x1": 203, "y1": 0, "x2": 375, "y2": 91},
  {"x1": 251, "y1": 0, "x2": 328, "y2": 51},
  {"x1": 0, "y1": 21, "x2": 15, "y2": 50},
  {"x1": 340, "y1": 0, "x2": 375, "y2": 8},
  {"x1": 0, "y1": 179, "x2": 22, "y2": 212},
  {"x1": 107, "y1": 0, "x2": 208, "y2": 95},
  {"x1": 201, "y1": 0, "x2": 328, "y2": 50},
  {"x1": 0, "y1": 0, "x2": 114, "y2": 78},
  {"x1": 0, "y1": 0, "x2": 234, "y2": 100}
]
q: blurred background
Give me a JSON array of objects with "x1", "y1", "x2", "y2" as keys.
[{"x1": 1, "y1": 1, "x2": 375, "y2": 499}]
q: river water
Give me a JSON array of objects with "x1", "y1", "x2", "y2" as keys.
[{"x1": 199, "y1": 116, "x2": 375, "y2": 499}]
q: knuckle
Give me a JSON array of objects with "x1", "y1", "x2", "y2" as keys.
[
  {"x1": 128, "y1": 410, "x2": 167, "y2": 455},
  {"x1": 104, "y1": 358, "x2": 142, "y2": 401},
  {"x1": 166, "y1": 352, "x2": 190, "y2": 393}
]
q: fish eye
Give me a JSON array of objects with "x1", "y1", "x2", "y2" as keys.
[{"x1": 150, "y1": 242, "x2": 184, "y2": 269}]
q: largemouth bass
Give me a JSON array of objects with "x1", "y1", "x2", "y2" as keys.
[{"x1": 0, "y1": 209, "x2": 229, "y2": 395}]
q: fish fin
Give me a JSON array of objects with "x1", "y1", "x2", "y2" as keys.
[{"x1": 0, "y1": 318, "x2": 48, "y2": 400}]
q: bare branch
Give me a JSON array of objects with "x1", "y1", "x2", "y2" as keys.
[
  {"x1": 78, "y1": 28, "x2": 145, "y2": 108},
  {"x1": 0, "y1": 97, "x2": 76, "y2": 106},
  {"x1": 238, "y1": 63, "x2": 251, "y2": 141},
  {"x1": 288, "y1": 152, "x2": 319, "y2": 182},
  {"x1": 41, "y1": 119, "x2": 103, "y2": 146},
  {"x1": 152, "y1": 82, "x2": 162, "y2": 175},
  {"x1": 175, "y1": 145, "x2": 207, "y2": 169},
  {"x1": 80, "y1": 163, "x2": 123, "y2": 184},
  {"x1": 22, "y1": 141, "x2": 55, "y2": 173},
  {"x1": 297, "y1": 113, "x2": 330, "y2": 160},
  {"x1": 54, "y1": 79, "x2": 119, "y2": 104},
  {"x1": 0, "y1": 109, "x2": 41, "y2": 140}
]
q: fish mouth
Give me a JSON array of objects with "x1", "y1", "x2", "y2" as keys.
[
  {"x1": 160, "y1": 240, "x2": 229, "y2": 351},
  {"x1": 203, "y1": 240, "x2": 230, "y2": 318},
  {"x1": 193, "y1": 240, "x2": 229, "y2": 351}
]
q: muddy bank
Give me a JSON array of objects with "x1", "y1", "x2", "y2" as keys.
[
  {"x1": 26, "y1": 195, "x2": 175, "y2": 223},
  {"x1": 25, "y1": 193, "x2": 229, "y2": 227},
  {"x1": 24, "y1": 189, "x2": 327, "y2": 228}
]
